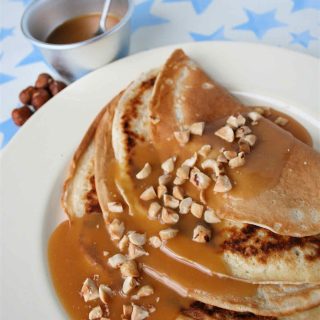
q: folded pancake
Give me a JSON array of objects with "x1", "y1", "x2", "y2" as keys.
[{"x1": 149, "y1": 49, "x2": 320, "y2": 238}]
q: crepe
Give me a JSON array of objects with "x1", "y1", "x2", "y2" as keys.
[{"x1": 149, "y1": 49, "x2": 320, "y2": 238}]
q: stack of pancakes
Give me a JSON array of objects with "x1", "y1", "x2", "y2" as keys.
[{"x1": 62, "y1": 49, "x2": 320, "y2": 319}]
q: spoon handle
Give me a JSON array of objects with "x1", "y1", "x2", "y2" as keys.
[{"x1": 100, "y1": 0, "x2": 112, "y2": 31}]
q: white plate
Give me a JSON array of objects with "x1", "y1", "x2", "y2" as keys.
[{"x1": 1, "y1": 42, "x2": 319, "y2": 319}]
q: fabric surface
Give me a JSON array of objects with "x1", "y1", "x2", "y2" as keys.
[{"x1": 0, "y1": 0, "x2": 319, "y2": 149}]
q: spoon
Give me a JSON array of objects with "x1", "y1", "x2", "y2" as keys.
[{"x1": 95, "y1": 0, "x2": 112, "y2": 36}]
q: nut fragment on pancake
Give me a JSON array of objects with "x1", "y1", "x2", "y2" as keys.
[
  {"x1": 179, "y1": 197, "x2": 193, "y2": 214},
  {"x1": 122, "y1": 304, "x2": 133, "y2": 318},
  {"x1": 161, "y1": 207, "x2": 180, "y2": 224},
  {"x1": 157, "y1": 185, "x2": 167, "y2": 199},
  {"x1": 214, "y1": 175, "x2": 232, "y2": 192},
  {"x1": 182, "y1": 152, "x2": 198, "y2": 167},
  {"x1": 163, "y1": 194, "x2": 180, "y2": 209},
  {"x1": 204, "y1": 208, "x2": 221, "y2": 223},
  {"x1": 136, "y1": 285, "x2": 154, "y2": 298},
  {"x1": 120, "y1": 260, "x2": 140, "y2": 278},
  {"x1": 215, "y1": 125, "x2": 235, "y2": 142},
  {"x1": 173, "y1": 186, "x2": 185, "y2": 200},
  {"x1": 248, "y1": 111, "x2": 262, "y2": 122},
  {"x1": 128, "y1": 232, "x2": 147, "y2": 246},
  {"x1": 191, "y1": 202, "x2": 204, "y2": 219},
  {"x1": 99, "y1": 284, "x2": 112, "y2": 304},
  {"x1": 136, "y1": 163, "x2": 152, "y2": 180},
  {"x1": 131, "y1": 304, "x2": 149, "y2": 320},
  {"x1": 223, "y1": 150, "x2": 237, "y2": 160},
  {"x1": 149, "y1": 236, "x2": 162, "y2": 248},
  {"x1": 217, "y1": 153, "x2": 228, "y2": 163},
  {"x1": 107, "y1": 202, "x2": 123, "y2": 213},
  {"x1": 81, "y1": 278, "x2": 99, "y2": 302},
  {"x1": 190, "y1": 122, "x2": 205, "y2": 136},
  {"x1": 161, "y1": 157, "x2": 176, "y2": 173},
  {"x1": 174, "y1": 130, "x2": 190, "y2": 145},
  {"x1": 148, "y1": 202, "x2": 161, "y2": 220},
  {"x1": 193, "y1": 225, "x2": 212, "y2": 243},
  {"x1": 108, "y1": 253, "x2": 127, "y2": 268},
  {"x1": 176, "y1": 165, "x2": 191, "y2": 180},
  {"x1": 128, "y1": 243, "x2": 148, "y2": 259},
  {"x1": 190, "y1": 168, "x2": 211, "y2": 190},
  {"x1": 140, "y1": 186, "x2": 157, "y2": 201},
  {"x1": 239, "y1": 142, "x2": 251, "y2": 154},
  {"x1": 158, "y1": 174, "x2": 172, "y2": 185},
  {"x1": 226, "y1": 114, "x2": 246, "y2": 129},
  {"x1": 173, "y1": 176, "x2": 186, "y2": 185},
  {"x1": 159, "y1": 228, "x2": 179, "y2": 240},
  {"x1": 198, "y1": 144, "x2": 211, "y2": 157},
  {"x1": 122, "y1": 276, "x2": 139, "y2": 295},
  {"x1": 275, "y1": 116, "x2": 289, "y2": 126},
  {"x1": 88, "y1": 305, "x2": 103, "y2": 320},
  {"x1": 108, "y1": 219, "x2": 125, "y2": 240},
  {"x1": 236, "y1": 125, "x2": 252, "y2": 138},
  {"x1": 118, "y1": 235, "x2": 129, "y2": 252},
  {"x1": 240, "y1": 134, "x2": 257, "y2": 147},
  {"x1": 229, "y1": 152, "x2": 246, "y2": 169}
]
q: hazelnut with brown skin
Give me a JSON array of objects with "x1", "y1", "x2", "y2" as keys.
[
  {"x1": 19, "y1": 86, "x2": 36, "y2": 105},
  {"x1": 49, "y1": 80, "x2": 67, "y2": 96},
  {"x1": 11, "y1": 106, "x2": 33, "y2": 126},
  {"x1": 35, "y1": 73, "x2": 53, "y2": 89},
  {"x1": 31, "y1": 88, "x2": 51, "y2": 110}
]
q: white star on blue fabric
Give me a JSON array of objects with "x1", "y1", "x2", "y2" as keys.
[
  {"x1": 234, "y1": 9, "x2": 286, "y2": 39},
  {"x1": 131, "y1": 0, "x2": 169, "y2": 32},
  {"x1": 190, "y1": 26, "x2": 227, "y2": 41},
  {"x1": 10, "y1": 0, "x2": 31, "y2": 6},
  {"x1": 0, "y1": 118, "x2": 19, "y2": 149},
  {"x1": 16, "y1": 45, "x2": 44, "y2": 67},
  {"x1": 292, "y1": 0, "x2": 320, "y2": 12},
  {"x1": 0, "y1": 27, "x2": 14, "y2": 41},
  {"x1": 163, "y1": 0, "x2": 213, "y2": 14},
  {"x1": 291, "y1": 30, "x2": 317, "y2": 48}
]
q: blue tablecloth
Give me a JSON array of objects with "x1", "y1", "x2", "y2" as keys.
[{"x1": 1, "y1": 0, "x2": 319, "y2": 150}]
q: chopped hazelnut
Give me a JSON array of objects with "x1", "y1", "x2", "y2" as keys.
[
  {"x1": 118, "y1": 235, "x2": 129, "y2": 252},
  {"x1": 226, "y1": 115, "x2": 239, "y2": 129},
  {"x1": 128, "y1": 243, "x2": 148, "y2": 259},
  {"x1": 123, "y1": 304, "x2": 133, "y2": 318},
  {"x1": 191, "y1": 202, "x2": 204, "y2": 218},
  {"x1": 217, "y1": 154, "x2": 228, "y2": 163},
  {"x1": 235, "y1": 125, "x2": 252, "y2": 138},
  {"x1": 136, "y1": 163, "x2": 152, "y2": 180},
  {"x1": 163, "y1": 194, "x2": 180, "y2": 209},
  {"x1": 149, "y1": 236, "x2": 162, "y2": 248},
  {"x1": 199, "y1": 190, "x2": 206, "y2": 204},
  {"x1": 241, "y1": 134, "x2": 257, "y2": 147},
  {"x1": 239, "y1": 142, "x2": 251, "y2": 154},
  {"x1": 182, "y1": 152, "x2": 198, "y2": 167},
  {"x1": 159, "y1": 228, "x2": 179, "y2": 241},
  {"x1": 107, "y1": 202, "x2": 123, "y2": 213},
  {"x1": 179, "y1": 197, "x2": 192, "y2": 214},
  {"x1": 192, "y1": 225, "x2": 212, "y2": 243},
  {"x1": 161, "y1": 157, "x2": 176, "y2": 173},
  {"x1": 88, "y1": 306, "x2": 103, "y2": 320},
  {"x1": 204, "y1": 208, "x2": 221, "y2": 223},
  {"x1": 213, "y1": 175, "x2": 232, "y2": 192},
  {"x1": 176, "y1": 165, "x2": 190, "y2": 180},
  {"x1": 99, "y1": 284, "x2": 113, "y2": 304},
  {"x1": 128, "y1": 232, "x2": 147, "y2": 246},
  {"x1": 190, "y1": 168, "x2": 211, "y2": 190},
  {"x1": 120, "y1": 260, "x2": 140, "y2": 278},
  {"x1": 158, "y1": 174, "x2": 172, "y2": 185},
  {"x1": 108, "y1": 253, "x2": 127, "y2": 268},
  {"x1": 173, "y1": 176, "x2": 186, "y2": 185},
  {"x1": 131, "y1": 304, "x2": 149, "y2": 320},
  {"x1": 275, "y1": 116, "x2": 289, "y2": 126},
  {"x1": 157, "y1": 185, "x2": 167, "y2": 199},
  {"x1": 108, "y1": 219, "x2": 125, "y2": 240},
  {"x1": 228, "y1": 152, "x2": 245, "y2": 169},
  {"x1": 136, "y1": 285, "x2": 154, "y2": 298},
  {"x1": 214, "y1": 125, "x2": 234, "y2": 143},
  {"x1": 190, "y1": 122, "x2": 205, "y2": 135},
  {"x1": 174, "y1": 130, "x2": 190, "y2": 145},
  {"x1": 148, "y1": 202, "x2": 161, "y2": 220},
  {"x1": 201, "y1": 159, "x2": 217, "y2": 171},
  {"x1": 172, "y1": 186, "x2": 185, "y2": 200},
  {"x1": 198, "y1": 144, "x2": 211, "y2": 157},
  {"x1": 248, "y1": 111, "x2": 262, "y2": 122},
  {"x1": 81, "y1": 278, "x2": 99, "y2": 302},
  {"x1": 236, "y1": 114, "x2": 246, "y2": 126},
  {"x1": 140, "y1": 186, "x2": 157, "y2": 201},
  {"x1": 223, "y1": 150, "x2": 237, "y2": 160},
  {"x1": 161, "y1": 207, "x2": 179, "y2": 224},
  {"x1": 122, "y1": 277, "x2": 138, "y2": 295}
]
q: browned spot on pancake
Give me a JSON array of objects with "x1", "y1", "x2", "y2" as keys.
[
  {"x1": 182, "y1": 301, "x2": 277, "y2": 320},
  {"x1": 85, "y1": 175, "x2": 102, "y2": 214},
  {"x1": 120, "y1": 77, "x2": 156, "y2": 155},
  {"x1": 221, "y1": 224, "x2": 320, "y2": 263}
]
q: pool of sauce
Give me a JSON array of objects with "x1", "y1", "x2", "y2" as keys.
[
  {"x1": 48, "y1": 107, "x2": 313, "y2": 319},
  {"x1": 46, "y1": 13, "x2": 120, "y2": 45}
]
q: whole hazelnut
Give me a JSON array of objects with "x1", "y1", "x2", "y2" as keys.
[
  {"x1": 35, "y1": 73, "x2": 53, "y2": 89},
  {"x1": 19, "y1": 86, "x2": 36, "y2": 104},
  {"x1": 11, "y1": 106, "x2": 33, "y2": 126},
  {"x1": 31, "y1": 88, "x2": 51, "y2": 110},
  {"x1": 49, "y1": 80, "x2": 67, "y2": 96}
]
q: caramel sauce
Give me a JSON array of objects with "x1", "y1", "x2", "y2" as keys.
[
  {"x1": 46, "y1": 13, "x2": 120, "y2": 45},
  {"x1": 48, "y1": 107, "x2": 313, "y2": 318}
]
